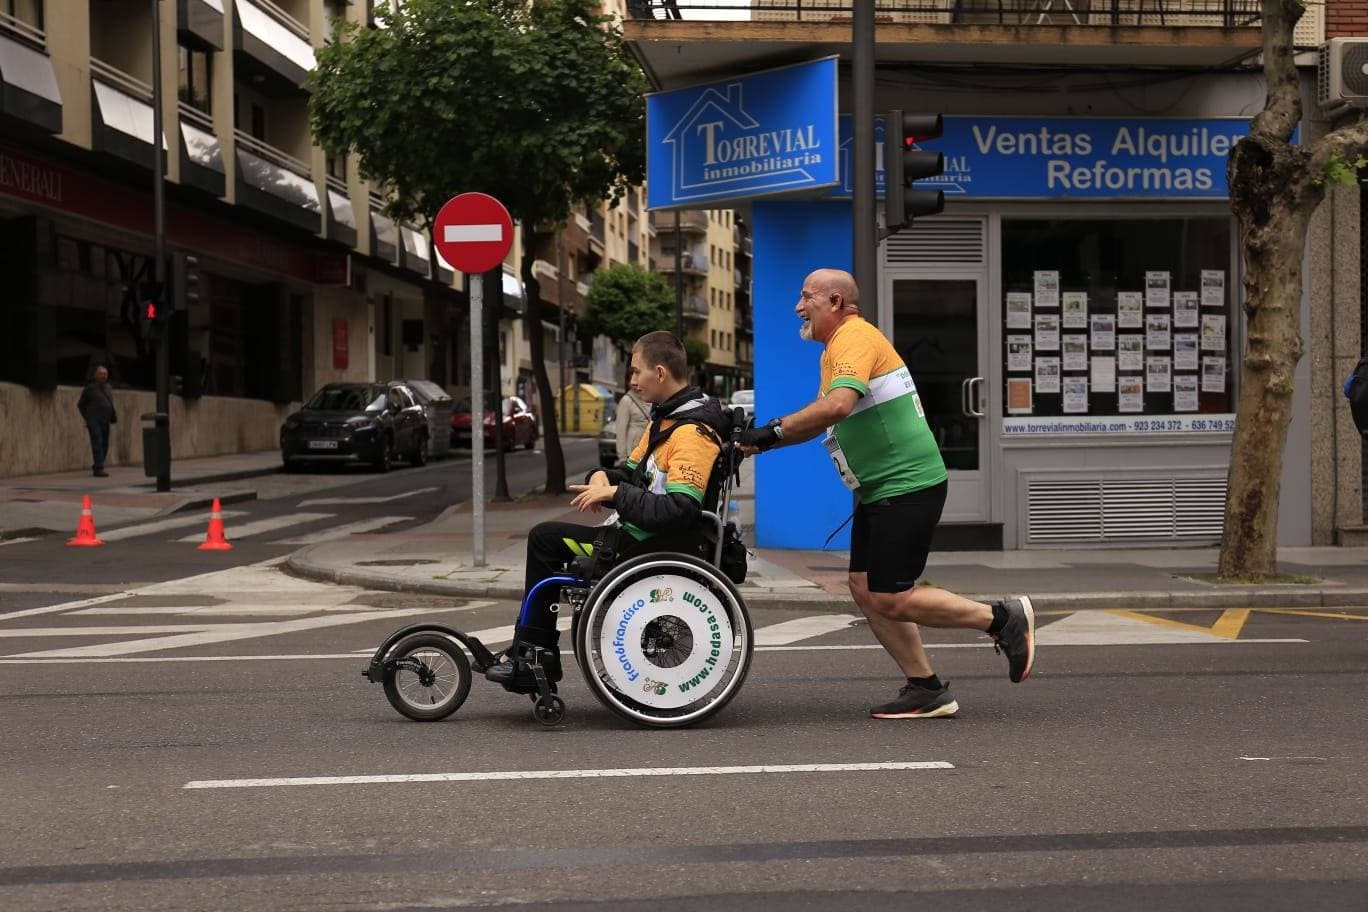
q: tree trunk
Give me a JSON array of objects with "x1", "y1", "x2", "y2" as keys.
[
  {"x1": 521, "y1": 232, "x2": 567, "y2": 495},
  {"x1": 1217, "y1": 221, "x2": 1307, "y2": 577}
]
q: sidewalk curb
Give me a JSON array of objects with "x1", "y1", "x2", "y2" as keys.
[
  {"x1": 149, "y1": 465, "x2": 280, "y2": 491},
  {"x1": 284, "y1": 548, "x2": 1368, "y2": 612}
]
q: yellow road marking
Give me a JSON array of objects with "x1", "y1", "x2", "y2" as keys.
[
  {"x1": 1251, "y1": 607, "x2": 1368, "y2": 622},
  {"x1": 1107, "y1": 608, "x2": 1250, "y2": 640}
]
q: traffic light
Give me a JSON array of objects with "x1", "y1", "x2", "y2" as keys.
[
  {"x1": 173, "y1": 252, "x2": 200, "y2": 312},
  {"x1": 884, "y1": 109, "x2": 945, "y2": 235},
  {"x1": 138, "y1": 279, "x2": 167, "y2": 340}
]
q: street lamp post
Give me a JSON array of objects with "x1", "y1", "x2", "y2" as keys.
[{"x1": 151, "y1": 0, "x2": 170, "y2": 492}]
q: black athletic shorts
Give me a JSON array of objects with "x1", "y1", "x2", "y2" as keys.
[{"x1": 848, "y1": 480, "x2": 947, "y2": 594}]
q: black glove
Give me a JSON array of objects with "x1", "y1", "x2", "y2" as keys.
[{"x1": 739, "y1": 419, "x2": 782, "y2": 451}]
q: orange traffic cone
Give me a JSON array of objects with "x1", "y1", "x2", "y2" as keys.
[
  {"x1": 196, "y1": 498, "x2": 233, "y2": 551},
  {"x1": 67, "y1": 495, "x2": 105, "y2": 547}
]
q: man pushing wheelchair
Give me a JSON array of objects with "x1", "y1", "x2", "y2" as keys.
[{"x1": 482, "y1": 331, "x2": 732, "y2": 693}]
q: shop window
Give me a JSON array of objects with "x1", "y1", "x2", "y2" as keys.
[
  {"x1": 178, "y1": 44, "x2": 213, "y2": 116},
  {"x1": 1000, "y1": 217, "x2": 1233, "y2": 424}
]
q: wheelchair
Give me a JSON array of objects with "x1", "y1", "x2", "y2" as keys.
[{"x1": 362, "y1": 410, "x2": 753, "y2": 728}]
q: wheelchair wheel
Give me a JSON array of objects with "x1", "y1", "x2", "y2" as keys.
[
  {"x1": 573, "y1": 552, "x2": 753, "y2": 728},
  {"x1": 381, "y1": 634, "x2": 472, "y2": 722}
]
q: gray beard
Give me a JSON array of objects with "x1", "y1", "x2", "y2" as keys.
[{"x1": 799, "y1": 320, "x2": 813, "y2": 341}]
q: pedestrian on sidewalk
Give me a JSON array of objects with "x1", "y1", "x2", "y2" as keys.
[
  {"x1": 77, "y1": 364, "x2": 117, "y2": 478},
  {"x1": 615, "y1": 378, "x2": 651, "y2": 463},
  {"x1": 484, "y1": 331, "x2": 730, "y2": 690},
  {"x1": 739, "y1": 268, "x2": 1036, "y2": 720}
]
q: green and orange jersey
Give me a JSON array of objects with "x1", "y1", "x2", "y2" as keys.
[
  {"x1": 820, "y1": 316, "x2": 946, "y2": 503},
  {"x1": 621, "y1": 419, "x2": 721, "y2": 540}
]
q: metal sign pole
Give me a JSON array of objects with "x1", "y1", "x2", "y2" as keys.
[{"x1": 470, "y1": 273, "x2": 485, "y2": 567}]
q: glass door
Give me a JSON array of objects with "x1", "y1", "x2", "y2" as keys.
[{"x1": 889, "y1": 276, "x2": 991, "y2": 522}]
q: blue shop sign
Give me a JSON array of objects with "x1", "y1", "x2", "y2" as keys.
[
  {"x1": 919, "y1": 116, "x2": 1256, "y2": 199},
  {"x1": 826, "y1": 115, "x2": 886, "y2": 200},
  {"x1": 646, "y1": 57, "x2": 839, "y2": 210}
]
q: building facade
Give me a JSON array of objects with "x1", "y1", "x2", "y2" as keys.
[
  {"x1": 625, "y1": 0, "x2": 1359, "y2": 551},
  {"x1": 0, "y1": 0, "x2": 467, "y2": 476}
]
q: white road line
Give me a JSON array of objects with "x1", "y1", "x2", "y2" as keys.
[
  {"x1": 298, "y1": 488, "x2": 437, "y2": 507},
  {"x1": 0, "y1": 591, "x2": 141, "y2": 621},
  {"x1": 0, "y1": 625, "x2": 217, "y2": 637},
  {"x1": 184, "y1": 761, "x2": 955, "y2": 790},
  {"x1": 753, "y1": 614, "x2": 859, "y2": 646},
  {"x1": 0, "y1": 537, "x2": 39, "y2": 547},
  {"x1": 275, "y1": 515, "x2": 412, "y2": 544},
  {"x1": 461, "y1": 615, "x2": 574, "y2": 649},
  {"x1": 100, "y1": 511, "x2": 248, "y2": 542},
  {"x1": 176, "y1": 513, "x2": 333, "y2": 542},
  {"x1": 71, "y1": 605, "x2": 382, "y2": 617}
]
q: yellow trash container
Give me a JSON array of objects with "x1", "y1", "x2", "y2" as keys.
[{"x1": 558, "y1": 383, "x2": 608, "y2": 433}]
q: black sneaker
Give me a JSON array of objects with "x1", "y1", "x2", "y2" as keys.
[
  {"x1": 869, "y1": 682, "x2": 959, "y2": 719},
  {"x1": 993, "y1": 595, "x2": 1036, "y2": 683}
]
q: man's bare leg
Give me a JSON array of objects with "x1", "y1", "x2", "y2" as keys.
[{"x1": 849, "y1": 572, "x2": 934, "y2": 678}]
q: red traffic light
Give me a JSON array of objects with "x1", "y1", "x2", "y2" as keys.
[{"x1": 144, "y1": 302, "x2": 158, "y2": 320}]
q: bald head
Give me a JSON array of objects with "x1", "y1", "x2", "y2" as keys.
[
  {"x1": 796, "y1": 268, "x2": 863, "y2": 344},
  {"x1": 805, "y1": 269, "x2": 860, "y2": 311}
]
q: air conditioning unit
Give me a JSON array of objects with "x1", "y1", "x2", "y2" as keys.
[{"x1": 1318, "y1": 38, "x2": 1368, "y2": 113}]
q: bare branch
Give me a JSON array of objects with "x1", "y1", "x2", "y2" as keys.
[{"x1": 1305, "y1": 115, "x2": 1368, "y2": 182}]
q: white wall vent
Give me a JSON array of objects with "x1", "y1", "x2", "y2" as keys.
[
  {"x1": 1026, "y1": 476, "x2": 1226, "y2": 544},
  {"x1": 883, "y1": 217, "x2": 985, "y2": 266},
  {"x1": 1318, "y1": 38, "x2": 1368, "y2": 113}
]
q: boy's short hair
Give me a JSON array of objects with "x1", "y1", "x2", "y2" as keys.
[{"x1": 633, "y1": 331, "x2": 688, "y2": 381}]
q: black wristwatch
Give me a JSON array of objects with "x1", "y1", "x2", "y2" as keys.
[{"x1": 767, "y1": 418, "x2": 785, "y2": 441}]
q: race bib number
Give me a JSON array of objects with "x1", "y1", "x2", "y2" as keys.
[{"x1": 823, "y1": 430, "x2": 860, "y2": 491}]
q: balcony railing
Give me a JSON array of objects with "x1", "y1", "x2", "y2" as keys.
[
  {"x1": 658, "y1": 251, "x2": 710, "y2": 275},
  {"x1": 0, "y1": 8, "x2": 44, "y2": 45},
  {"x1": 628, "y1": 0, "x2": 1261, "y2": 26},
  {"x1": 683, "y1": 294, "x2": 709, "y2": 319}
]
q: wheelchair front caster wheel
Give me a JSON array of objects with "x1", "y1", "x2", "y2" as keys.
[{"x1": 533, "y1": 694, "x2": 565, "y2": 726}]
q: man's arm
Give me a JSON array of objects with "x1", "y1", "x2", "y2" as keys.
[
  {"x1": 774, "y1": 388, "x2": 859, "y2": 446},
  {"x1": 741, "y1": 387, "x2": 859, "y2": 451}
]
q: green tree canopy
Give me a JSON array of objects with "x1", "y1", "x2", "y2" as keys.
[
  {"x1": 581, "y1": 263, "x2": 673, "y2": 353},
  {"x1": 684, "y1": 339, "x2": 710, "y2": 369},
  {"x1": 310, "y1": 0, "x2": 646, "y2": 230},
  {"x1": 309, "y1": 0, "x2": 648, "y2": 493}
]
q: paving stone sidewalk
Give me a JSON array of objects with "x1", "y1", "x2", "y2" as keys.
[{"x1": 284, "y1": 493, "x2": 1368, "y2": 612}]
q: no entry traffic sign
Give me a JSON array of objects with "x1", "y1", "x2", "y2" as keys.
[{"x1": 433, "y1": 193, "x2": 514, "y2": 274}]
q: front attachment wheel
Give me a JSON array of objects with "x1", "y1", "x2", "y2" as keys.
[{"x1": 381, "y1": 634, "x2": 472, "y2": 721}]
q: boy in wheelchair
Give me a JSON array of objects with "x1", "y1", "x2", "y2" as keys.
[{"x1": 484, "y1": 331, "x2": 733, "y2": 691}]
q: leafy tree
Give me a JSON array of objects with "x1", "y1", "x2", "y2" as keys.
[
  {"x1": 684, "y1": 339, "x2": 710, "y2": 370},
  {"x1": 310, "y1": 0, "x2": 646, "y2": 494},
  {"x1": 581, "y1": 263, "x2": 674, "y2": 356},
  {"x1": 1218, "y1": 0, "x2": 1368, "y2": 577}
]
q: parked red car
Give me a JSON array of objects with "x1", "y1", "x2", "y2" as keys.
[{"x1": 451, "y1": 394, "x2": 538, "y2": 450}]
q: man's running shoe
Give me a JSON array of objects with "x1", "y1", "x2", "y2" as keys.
[
  {"x1": 992, "y1": 595, "x2": 1036, "y2": 683},
  {"x1": 869, "y1": 682, "x2": 959, "y2": 719}
]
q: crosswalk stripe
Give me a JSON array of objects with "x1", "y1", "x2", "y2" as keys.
[
  {"x1": 459, "y1": 615, "x2": 574, "y2": 650},
  {"x1": 100, "y1": 511, "x2": 248, "y2": 542},
  {"x1": 0, "y1": 625, "x2": 218, "y2": 637},
  {"x1": 176, "y1": 513, "x2": 333, "y2": 542},
  {"x1": 275, "y1": 515, "x2": 412, "y2": 544},
  {"x1": 298, "y1": 487, "x2": 437, "y2": 507},
  {"x1": 72, "y1": 605, "x2": 383, "y2": 617},
  {"x1": 753, "y1": 614, "x2": 859, "y2": 645}
]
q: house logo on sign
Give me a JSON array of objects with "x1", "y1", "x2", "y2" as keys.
[{"x1": 662, "y1": 83, "x2": 827, "y2": 203}]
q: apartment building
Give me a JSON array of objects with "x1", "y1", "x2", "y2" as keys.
[
  {"x1": 0, "y1": 0, "x2": 493, "y2": 476},
  {"x1": 651, "y1": 207, "x2": 749, "y2": 396},
  {"x1": 623, "y1": 0, "x2": 1357, "y2": 551}
]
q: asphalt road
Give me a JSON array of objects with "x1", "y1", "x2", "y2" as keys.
[
  {"x1": 0, "y1": 556, "x2": 1364, "y2": 911},
  {"x1": 0, "y1": 439, "x2": 600, "y2": 613}
]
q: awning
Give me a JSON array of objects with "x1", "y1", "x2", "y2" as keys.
[
  {"x1": 0, "y1": 32, "x2": 61, "y2": 133},
  {"x1": 178, "y1": 0, "x2": 225, "y2": 50},
  {"x1": 235, "y1": 146, "x2": 320, "y2": 232},
  {"x1": 178, "y1": 119, "x2": 225, "y2": 196},
  {"x1": 371, "y1": 210, "x2": 398, "y2": 263},
  {"x1": 91, "y1": 79, "x2": 168, "y2": 168},
  {"x1": 502, "y1": 270, "x2": 526, "y2": 313},
  {"x1": 326, "y1": 186, "x2": 356, "y2": 247},
  {"x1": 400, "y1": 225, "x2": 429, "y2": 276},
  {"x1": 235, "y1": 0, "x2": 315, "y2": 87}
]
